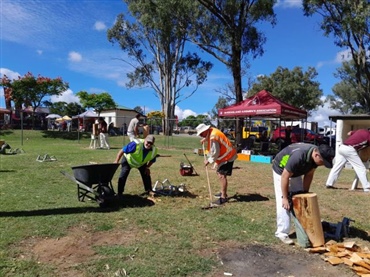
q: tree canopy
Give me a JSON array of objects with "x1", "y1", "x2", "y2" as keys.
[
  {"x1": 0, "y1": 72, "x2": 69, "y2": 128},
  {"x1": 248, "y1": 66, "x2": 323, "y2": 115},
  {"x1": 0, "y1": 72, "x2": 69, "y2": 111},
  {"x1": 76, "y1": 91, "x2": 116, "y2": 116},
  {"x1": 179, "y1": 114, "x2": 211, "y2": 128},
  {"x1": 107, "y1": 0, "x2": 212, "y2": 135},
  {"x1": 44, "y1": 101, "x2": 85, "y2": 117},
  {"x1": 303, "y1": 0, "x2": 370, "y2": 113},
  {"x1": 184, "y1": 0, "x2": 276, "y2": 144},
  {"x1": 328, "y1": 60, "x2": 370, "y2": 114}
]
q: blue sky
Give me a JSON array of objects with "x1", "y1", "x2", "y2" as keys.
[{"x1": 1, "y1": 0, "x2": 346, "y2": 127}]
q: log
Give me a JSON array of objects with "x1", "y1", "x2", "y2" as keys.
[{"x1": 292, "y1": 192, "x2": 325, "y2": 247}]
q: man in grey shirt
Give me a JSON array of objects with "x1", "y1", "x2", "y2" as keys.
[{"x1": 272, "y1": 143, "x2": 335, "y2": 245}]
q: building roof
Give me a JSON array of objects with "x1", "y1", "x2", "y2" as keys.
[{"x1": 329, "y1": 114, "x2": 370, "y2": 122}]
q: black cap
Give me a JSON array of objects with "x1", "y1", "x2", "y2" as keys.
[{"x1": 318, "y1": 144, "x2": 335, "y2": 168}]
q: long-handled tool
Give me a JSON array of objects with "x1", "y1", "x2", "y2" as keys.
[
  {"x1": 201, "y1": 143, "x2": 218, "y2": 209},
  {"x1": 183, "y1": 153, "x2": 198, "y2": 175}
]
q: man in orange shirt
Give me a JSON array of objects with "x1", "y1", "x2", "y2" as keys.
[{"x1": 196, "y1": 123, "x2": 237, "y2": 206}]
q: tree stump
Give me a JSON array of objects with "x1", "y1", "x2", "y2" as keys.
[{"x1": 292, "y1": 192, "x2": 325, "y2": 247}]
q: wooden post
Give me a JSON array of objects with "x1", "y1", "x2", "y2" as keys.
[{"x1": 292, "y1": 192, "x2": 325, "y2": 247}]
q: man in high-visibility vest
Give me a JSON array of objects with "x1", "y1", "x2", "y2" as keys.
[
  {"x1": 196, "y1": 123, "x2": 237, "y2": 206},
  {"x1": 114, "y1": 135, "x2": 158, "y2": 198}
]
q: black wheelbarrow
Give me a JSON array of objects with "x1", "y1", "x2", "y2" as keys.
[{"x1": 61, "y1": 163, "x2": 120, "y2": 207}]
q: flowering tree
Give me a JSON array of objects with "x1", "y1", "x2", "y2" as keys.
[{"x1": 0, "y1": 72, "x2": 69, "y2": 128}]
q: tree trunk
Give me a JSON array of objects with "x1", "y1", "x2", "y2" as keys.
[
  {"x1": 231, "y1": 46, "x2": 243, "y2": 147},
  {"x1": 292, "y1": 192, "x2": 325, "y2": 247}
]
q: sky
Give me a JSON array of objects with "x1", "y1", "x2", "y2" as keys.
[{"x1": 0, "y1": 0, "x2": 347, "y2": 127}]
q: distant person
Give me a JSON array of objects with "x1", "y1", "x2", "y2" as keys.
[
  {"x1": 114, "y1": 135, "x2": 158, "y2": 198},
  {"x1": 282, "y1": 126, "x2": 292, "y2": 148},
  {"x1": 121, "y1": 123, "x2": 127, "y2": 136},
  {"x1": 108, "y1": 122, "x2": 117, "y2": 136},
  {"x1": 326, "y1": 129, "x2": 370, "y2": 192},
  {"x1": 67, "y1": 121, "x2": 71, "y2": 132},
  {"x1": 196, "y1": 123, "x2": 237, "y2": 206},
  {"x1": 98, "y1": 117, "x2": 110, "y2": 149},
  {"x1": 127, "y1": 114, "x2": 140, "y2": 141},
  {"x1": 272, "y1": 143, "x2": 335, "y2": 245}
]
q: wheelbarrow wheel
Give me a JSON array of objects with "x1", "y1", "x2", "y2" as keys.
[{"x1": 97, "y1": 185, "x2": 114, "y2": 208}]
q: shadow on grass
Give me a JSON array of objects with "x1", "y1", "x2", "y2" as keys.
[
  {"x1": 0, "y1": 195, "x2": 155, "y2": 217},
  {"x1": 230, "y1": 193, "x2": 270, "y2": 202},
  {"x1": 0, "y1": 130, "x2": 14, "y2": 136},
  {"x1": 41, "y1": 130, "x2": 91, "y2": 140},
  {"x1": 350, "y1": 226, "x2": 370, "y2": 242},
  {"x1": 152, "y1": 190, "x2": 197, "y2": 198}
]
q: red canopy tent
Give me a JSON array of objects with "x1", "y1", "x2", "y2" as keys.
[{"x1": 218, "y1": 90, "x2": 307, "y2": 119}]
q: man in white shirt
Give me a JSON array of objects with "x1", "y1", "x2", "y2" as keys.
[{"x1": 127, "y1": 114, "x2": 140, "y2": 141}]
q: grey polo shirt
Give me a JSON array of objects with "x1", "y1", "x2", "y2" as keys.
[{"x1": 272, "y1": 143, "x2": 318, "y2": 177}]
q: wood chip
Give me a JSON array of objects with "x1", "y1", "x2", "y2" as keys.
[
  {"x1": 325, "y1": 240, "x2": 337, "y2": 246},
  {"x1": 354, "y1": 261, "x2": 370, "y2": 271},
  {"x1": 351, "y1": 253, "x2": 364, "y2": 263},
  {"x1": 344, "y1": 241, "x2": 356, "y2": 249},
  {"x1": 357, "y1": 253, "x2": 370, "y2": 259},
  {"x1": 352, "y1": 265, "x2": 370, "y2": 274},
  {"x1": 327, "y1": 257, "x2": 343, "y2": 265},
  {"x1": 324, "y1": 252, "x2": 337, "y2": 257},
  {"x1": 342, "y1": 258, "x2": 353, "y2": 267},
  {"x1": 307, "y1": 247, "x2": 327, "y2": 253}
]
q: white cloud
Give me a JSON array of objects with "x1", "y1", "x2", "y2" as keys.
[
  {"x1": 0, "y1": 68, "x2": 21, "y2": 80},
  {"x1": 334, "y1": 49, "x2": 352, "y2": 63},
  {"x1": 94, "y1": 21, "x2": 107, "y2": 31},
  {"x1": 175, "y1": 106, "x2": 197, "y2": 121},
  {"x1": 49, "y1": 89, "x2": 81, "y2": 104},
  {"x1": 308, "y1": 97, "x2": 341, "y2": 127},
  {"x1": 37, "y1": 50, "x2": 43, "y2": 55},
  {"x1": 317, "y1": 49, "x2": 352, "y2": 68},
  {"x1": 275, "y1": 0, "x2": 302, "y2": 8},
  {"x1": 68, "y1": 51, "x2": 82, "y2": 62}
]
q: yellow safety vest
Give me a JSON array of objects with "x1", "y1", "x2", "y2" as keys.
[{"x1": 124, "y1": 140, "x2": 158, "y2": 168}]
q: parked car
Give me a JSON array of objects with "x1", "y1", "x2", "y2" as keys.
[{"x1": 271, "y1": 127, "x2": 326, "y2": 146}]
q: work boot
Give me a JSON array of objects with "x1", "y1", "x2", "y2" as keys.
[{"x1": 212, "y1": 197, "x2": 227, "y2": 206}]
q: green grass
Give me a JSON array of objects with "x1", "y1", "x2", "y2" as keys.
[{"x1": 0, "y1": 130, "x2": 369, "y2": 276}]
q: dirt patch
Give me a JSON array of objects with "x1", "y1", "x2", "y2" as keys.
[
  {"x1": 213, "y1": 244, "x2": 357, "y2": 277},
  {"x1": 17, "y1": 226, "x2": 357, "y2": 277},
  {"x1": 16, "y1": 225, "x2": 136, "y2": 276}
]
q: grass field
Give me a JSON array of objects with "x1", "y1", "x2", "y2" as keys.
[{"x1": 0, "y1": 130, "x2": 369, "y2": 276}]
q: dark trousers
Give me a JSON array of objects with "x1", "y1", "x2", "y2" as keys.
[{"x1": 117, "y1": 158, "x2": 152, "y2": 195}]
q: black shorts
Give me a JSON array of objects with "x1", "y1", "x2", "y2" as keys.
[{"x1": 217, "y1": 161, "x2": 234, "y2": 176}]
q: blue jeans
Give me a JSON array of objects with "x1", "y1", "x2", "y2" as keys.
[{"x1": 117, "y1": 157, "x2": 152, "y2": 195}]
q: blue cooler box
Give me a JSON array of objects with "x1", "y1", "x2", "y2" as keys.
[{"x1": 251, "y1": 155, "x2": 273, "y2": 164}]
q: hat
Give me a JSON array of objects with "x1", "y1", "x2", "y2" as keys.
[
  {"x1": 196, "y1": 123, "x2": 211, "y2": 136},
  {"x1": 318, "y1": 144, "x2": 335, "y2": 168},
  {"x1": 145, "y1": 135, "x2": 155, "y2": 144}
]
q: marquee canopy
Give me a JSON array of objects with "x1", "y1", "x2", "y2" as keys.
[{"x1": 218, "y1": 90, "x2": 307, "y2": 120}]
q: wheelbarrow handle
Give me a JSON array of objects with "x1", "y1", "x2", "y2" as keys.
[{"x1": 60, "y1": 171, "x2": 100, "y2": 197}]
